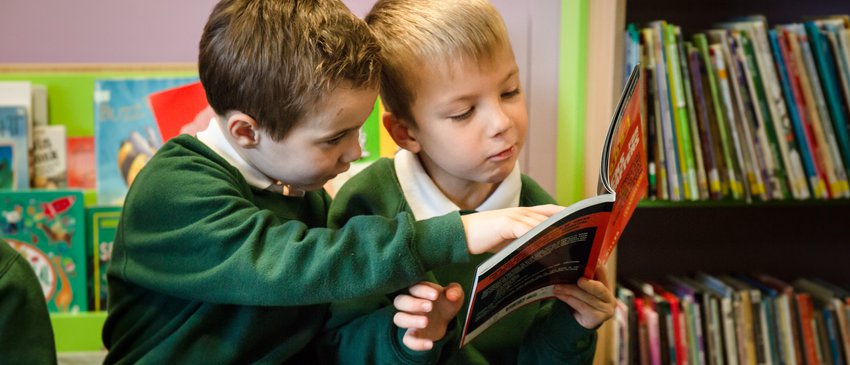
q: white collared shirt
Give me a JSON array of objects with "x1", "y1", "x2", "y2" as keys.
[
  {"x1": 394, "y1": 149, "x2": 521, "y2": 220},
  {"x1": 196, "y1": 118, "x2": 304, "y2": 196}
]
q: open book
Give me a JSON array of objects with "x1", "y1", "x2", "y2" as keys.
[{"x1": 460, "y1": 65, "x2": 647, "y2": 346}]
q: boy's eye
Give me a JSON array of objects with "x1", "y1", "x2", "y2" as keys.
[
  {"x1": 325, "y1": 133, "x2": 346, "y2": 145},
  {"x1": 448, "y1": 107, "x2": 474, "y2": 121},
  {"x1": 502, "y1": 88, "x2": 520, "y2": 99}
]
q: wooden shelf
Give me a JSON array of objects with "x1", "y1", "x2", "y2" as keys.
[{"x1": 617, "y1": 201, "x2": 850, "y2": 282}]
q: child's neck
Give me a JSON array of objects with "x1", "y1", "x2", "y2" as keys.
[{"x1": 430, "y1": 175, "x2": 499, "y2": 211}]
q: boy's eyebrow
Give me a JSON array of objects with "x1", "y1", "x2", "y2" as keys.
[{"x1": 322, "y1": 125, "x2": 361, "y2": 139}]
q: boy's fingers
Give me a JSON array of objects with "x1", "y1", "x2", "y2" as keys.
[
  {"x1": 408, "y1": 282, "x2": 441, "y2": 301},
  {"x1": 393, "y1": 312, "x2": 429, "y2": 330},
  {"x1": 526, "y1": 204, "x2": 565, "y2": 216},
  {"x1": 594, "y1": 265, "x2": 610, "y2": 287},
  {"x1": 402, "y1": 332, "x2": 434, "y2": 352},
  {"x1": 577, "y1": 278, "x2": 616, "y2": 304},
  {"x1": 393, "y1": 294, "x2": 433, "y2": 313}
]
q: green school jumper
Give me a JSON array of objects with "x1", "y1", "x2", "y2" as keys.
[
  {"x1": 320, "y1": 158, "x2": 597, "y2": 365},
  {"x1": 0, "y1": 239, "x2": 57, "y2": 365},
  {"x1": 103, "y1": 135, "x2": 472, "y2": 364}
]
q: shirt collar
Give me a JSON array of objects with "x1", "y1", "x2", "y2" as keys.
[
  {"x1": 196, "y1": 118, "x2": 304, "y2": 197},
  {"x1": 394, "y1": 149, "x2": 521, "y2": 220}
]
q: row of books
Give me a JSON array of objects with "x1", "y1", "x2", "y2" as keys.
[
  {"x1": 614, "y1": 274, "x2": 850, "y2": 365},
  {"x1": 1, "y1": 189, "x2": 119, "y2": 313},
  {"x1": 0, "y1": 78, "x2": 209, "y2": 205},
  {"x1": 624, "y1": 16, "x2": 850, "y2": 202}
]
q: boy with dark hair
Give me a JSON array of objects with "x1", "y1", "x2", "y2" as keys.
[
  {"x1": 320, "y1": 0, "x2": 616, "y2": 363},
  {"x1": 102, "y1": 0, "x2": 561, "y2": 363}
]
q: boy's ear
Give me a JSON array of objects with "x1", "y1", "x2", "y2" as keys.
[
  {"x1": 383, "y1": 112, "x2": 421, "y2": 153},
  {"x1": 225, "y1": 112, "x2": 261, "y2": 148}
]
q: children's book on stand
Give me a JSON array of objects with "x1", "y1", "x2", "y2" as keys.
[
  {"x1": 33, "y1": 125, "x2": 67, "y2": 189},
  {"x1": 147, "y1": 81, "x2": 213, "y2": 142},
  {"x1": 94, "y1": 77, "x2": 198, "y2": 205},
  {"x1": 0, "y1": 189, "x2": 88, "y2": 313},
  {"x1": 0, "y1": 106, "x2": 29, "y2": 189},
  {"x1": 85, "y1": 205, "x2": 121, "y2": 312},
  {"x1": 460, "y1": 65, "x2": 648, "y2": 346},
  {"x1": 67, "y1": 136, "x2": 95, "y2": 189}
]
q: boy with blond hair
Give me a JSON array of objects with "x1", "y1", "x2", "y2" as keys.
[
  {"x1": 101, "y1": 0, "x2": 562, "y2": 363},
  {"x1": 320, "y1": 0, "x2": 616, "y2": 363}
]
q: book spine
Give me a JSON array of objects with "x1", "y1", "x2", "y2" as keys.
[
  {"x1": 770, "y1": 29, "x2": 825, "y2": 199},
  {"x1": 803, "y1": 22, "x2": 850, "y2": 197},
  {"x1": 712, "y1": 42, "x2": 753, "y2": 201},
  {"x1": 739, "y1": 32, "x2": 790, "y2": 200},
  {"x1": 727, "y1": 33, "x2": 771, "y2": 201},
  {"x1": 666, "y1": 24, "x2": 701, "y2": 201},
  {"x1": 696, "y1": 34, "x2": 745, "y2": 199},
  {"x1": 751, "y1": 22, "x2": 811, "y2": 199},
  {"x1": 688, "y1": 44, "x2": 724, "y2": 199},
  {"x1": 678, "y1": 32, "x2": 711, "y2": 200},
  {"x1": 785, "y1": 26, "x2": 836, "y2": 199},
  {"x1": 651, "y1": 22, "x2": 684, "y2": 201}
]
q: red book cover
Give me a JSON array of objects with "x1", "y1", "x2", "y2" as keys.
[
  {"x1": 148, "y1": 81, "x2": 214, "y2": 142},
  {"x1": 796, "y1": 293, "x2": 821, "y2": 365},
  {"x1": 66, "y1": 136, "x2": 95, "y2": 189}
]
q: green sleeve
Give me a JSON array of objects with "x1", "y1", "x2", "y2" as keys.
[
  {"x1": 0, "y1": 242, "x2": 58, "y2": 365},
  {"x1": 518, "y1": 300, "x2": 598, "y2": 364},
  {"x1": 110, "y1": 149, "x2": 469, "y2": 307}
]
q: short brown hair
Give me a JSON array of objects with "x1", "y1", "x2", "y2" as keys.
[
  {"x1": 199, "y1": 0, "x2": 381, "y2": 140},
  {"x1": 365, "y1": 0, "x2": 510, "y2": 125}
]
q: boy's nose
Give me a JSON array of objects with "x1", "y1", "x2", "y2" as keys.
[
  {"x1": 342, "y1": 136, "x2": 362, "y2": 163},
  {"x1": 488, "y1": 106, "x2": 513, "y2": 137}
]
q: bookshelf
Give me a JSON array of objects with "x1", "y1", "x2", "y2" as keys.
[{"x1": 599, "y1": 1, "x2": 850, "y2": 364}]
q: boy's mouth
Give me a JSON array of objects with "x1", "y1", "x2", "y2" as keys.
[{"x1": 489, "y1": 145, "x2": 516, "y2": 161}]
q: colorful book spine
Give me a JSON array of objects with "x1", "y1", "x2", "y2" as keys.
[
  {"x1": 677, "y1": 29, "x2": 710, "y2": 200},
  {"x1": 770, "y1": 29, "x2": 826, "y2": 199},
  {"x1": 695, "y1": 34, "x2": 745, "y2": 199},
  {"x1": 687, "y1": 43, "x2": 724, "y2": 199},
  {"x1": 806, "y1": 21, "x2": 850, "y2": 191},
  {"x1": 796, "y1": 24, "x2": 850, "y2": 198},
  {"x1": 650, "y1": 21, "x2": 683, "y2": 201},
  {"x1": 666, "y1": 24, "x2": 700, "y2": 201},
  {"x1": 726, "y1": 32, "x2": 770, "y2": 201},
  {"x1": 783, "y1": 27, "x2": 833, "y2": 199},
  {"x1": 712, "y1": 42, "x2": 752, "y2": 201},
  {"x1": 749, "y1": 20, "x2": 811, "y2": 200},
  {"x1": 738, "y1": 32, "x2": 791, "y2": 200}
]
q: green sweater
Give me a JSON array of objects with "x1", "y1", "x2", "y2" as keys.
[
  {"x1": 0, "y1": 239, "x2": 57, "y2": 365},
  {"x1": 320, "y1": 158, "x2": 597, "y2": 364},
  {"x1": 103, "y1": 135, "x2": 472, "y2": 364}
]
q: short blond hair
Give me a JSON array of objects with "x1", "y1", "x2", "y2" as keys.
[
  {"x1": 365, "y1": 0, "x2": 511, "y2": 125},
  {"x1": 199, "y1": 0, "x2": 381, "y2": 140}
]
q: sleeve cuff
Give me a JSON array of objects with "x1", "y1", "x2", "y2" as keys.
[
  {"x1": 413, "y1": 212, "x2": 469, "y2": 270},
  {"x1": 538, "y1": 300, "x2": 598, "y2": 352}
]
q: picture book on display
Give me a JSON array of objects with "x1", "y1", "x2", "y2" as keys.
[
  {"x1": 0, "y1": 106, "x2": 29, "y2": 189},
  {"x1": 85, "y1": 205, "x2": 121, "y2": 311},
  {"x1": 0, "y1": 190, "x2": 88, "y2": 312},
  {"x1": 94, "y1": 77, "x2": 198, "y2": 205},
  {"x1": 147, "y1": 81, "x2": 213, "y2": 142},
  {"x1": 460, "y1": 65, "x2": 649, "y2": 346}
]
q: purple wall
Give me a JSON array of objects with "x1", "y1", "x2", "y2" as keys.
[{"x1": 0, "y1": 0, "x2": 529, "y2": 64}]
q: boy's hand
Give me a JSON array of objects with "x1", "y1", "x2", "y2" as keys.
[
  {"x1": 461, "y1": 204, "x2": 563, "y2": 254},
  {"x1": 392, "y1": 281, "x2": 465, "y2": 351},
  {"x1": 552, "y1": 265, "x2": 616, "y2": 329}
]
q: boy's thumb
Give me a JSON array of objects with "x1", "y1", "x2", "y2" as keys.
[{"x1": 445, "y1": 283, "x2": 464, "y2": 302}]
